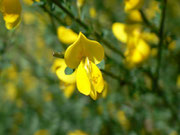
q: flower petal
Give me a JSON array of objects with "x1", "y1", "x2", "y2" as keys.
[
  {"x1": 57, "y1": 26, "x2": 78, "y2": 44},
  {"x1": 112, "y1": 22, "x2": 128, "y2": 43},
  {"x1": 76, "y1": 58, "x2": 104, "y2": 97},
  {"x1": 65, "y1": 32, "x2": 104, "y2": 69},
  {"x1": 52, "y1": 59, "x2": 76, "y2": 84},
  {"x1": 1, "y1": 0, "x2": 21, "y2": 29},
  {"x1": 76, "y1": 59, "x2": 91, "y2": 95}
]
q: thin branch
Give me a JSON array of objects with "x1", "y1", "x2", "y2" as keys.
[
  {"x1": 153, "y1": 0, "x2": 167, "y2": 91},
  {"x1": 50, "y1": 0, "x2": 125, "y2": 58},
  {"x1": 139, "y1": 9, "x2": 158, "y2": 34}
]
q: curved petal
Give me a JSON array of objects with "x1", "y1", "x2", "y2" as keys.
[
  {"x1": 125, "y1": 0, "x2": 144, "y2": 12},
  {"x1": 52, "y1": 59, "x2": 76, "y2": 84},
  {"x1": 76, "y1": 59, "x2": 91, "y2": 95},
  {"x1": 65, "y1": 32, "x2": 104, "y2": 69},
  {"x1": 1, "y1": 0, "x2": 21, "y2": 29},
  {"x1": 57, "y1": 26, "x2": 78, "y2": 44},
  {"x1": 5, "y1": 15, "x2": 21, "y2": 30},
  {"x1": 112, "y1": 22, "x2": 128, "y2": 43},
  {"x1": 76, "y1": 58, "x2": 104, "y2": 97}
]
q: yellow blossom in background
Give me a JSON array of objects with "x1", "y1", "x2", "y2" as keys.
[
  {"x1": 112, "y1": 22, "x2": 141, "y2": 43},
  {"x1": 126, "y1": 10, "x2": 142, "y2": 22},
  {"x1": 112, "y1": 22, "x2": 128, "y2": 43},
  {"x1": 176, "y1": 75, "x2": 180, "y2": 89},
  {"x1": 34, "y1": 129, "x2": 49, "y2": 135},
  {"x1": 145, "y1": 1, "x2": 160, "y2": 20},
  {"x1": 64, "y1": 32, "x2": 105, "y2": 100},
  {"x1": 77, "y1": 0, "x2": 84, "y2": 8},
  {"x1": 102, "y1": 81, "x2": 108, "y2": 98},
  {"x1": 0, "y1": 0, "x2": 22, "y2": 29},
  {"x1": 169, "y1": 131, "x2": 178, "y2": 135},
  {"x1": 23, "y1": 12, "x2": 36, "y2": 25},
  {"x1": 5, "y1": 83, "x2": 17, "y2": 101},
  {"x1": 125, "y1": 38, "x2": 150, "y2": 68},
  {"x1": 112, "y1": 22, "x2": 151, "y2": 68},
  {"x1": 141, "y1": 32, "x2": 159, "y2": 45},
  {"x1": 89, "y1": 7, "x2": 97, "y2": 18},
  {"x1": 60, "y1": 82, "x2": 76, "y2": 98},
  {"x1": 117, "y1": 110, "x2": 130, "y2": 130},
  {"x1": 68, "y1": 130, "x2": 88, "y2": 135},
  {"x1": 168, "y1": 40, "x2": 176, "y2": 50},
  {"x1": 151, "y1": 48, "x2": 158, "y2": 57},
  {"x1": 124, "y1": 0, "x2": 144, "y2": 12},
  {"x1": 57, "y1": 26, "x2": 78, "y2": 44}
]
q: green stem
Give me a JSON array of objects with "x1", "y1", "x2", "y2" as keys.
[
  {"x1": 153, "y1": 0, "x2": 167, "y2": 91},
  {"x1": 139, "y1": 9, "x2": 158, "y2": 34},
  {"x1": 51, "y1": 0, "x2": 125, "y2": 58}
]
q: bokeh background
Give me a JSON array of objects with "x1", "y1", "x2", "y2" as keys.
[{"x1": 0, "y1": 0, "x2": 180, "y2": 135}]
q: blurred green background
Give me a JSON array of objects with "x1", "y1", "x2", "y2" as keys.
[{"x1": 0, "y1": 0, "x2": 180, "y2": 135}]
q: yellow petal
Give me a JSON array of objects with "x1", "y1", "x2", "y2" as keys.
[
  {"x1": 34, "y1": 130, "x2": 49, "y2": 135},
  {"x1": 76, "y1": 59, "x2": 91, "y2": 95},
  {"x1": 127, "y1": 10, "x2": 142, "y2": 22},
  {"x1": 52, "y1": 59, "x2": 76, "y2": 84},
  {"x1": 141, "y1": 32, "x2": 159, "y2": 44},
  {"x1": 57, "y1": 26, "x2": 78, "y2": 44},
  {"x1": 60, "y1": 82, "x2": 76, "y2": 98},
  {"x1": 136, "y1": 39, "x2": 150, "y2": 59},
  {"x1": 76, "y1": 58, "x2": 104, "y2": 97},
  {"x1": 1, "y1": 0, "x2": 21, "y2": 29},
  {"x1": 112, "y1": 22, "x2": 128, "y2": 43},
  {"x1": 89, "y1": 7, "x2": 97, "y2": 18},
  {"x1": 65, "y1": 32, "x2": 104, "y2": 69},
  {"x1": 124, "y1": 0, "x2": 144, "y2": 12},
  {"x1": 5, "y1": 15, "x2": 21, "y2": 30}
]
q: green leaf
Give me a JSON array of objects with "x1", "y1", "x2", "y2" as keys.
[
  {"x1": 97, "y1": 59, "x2": 105, "y2": 70},
  {"x1": 65, "y1": 67, "x2": 74, "y2": 75}
]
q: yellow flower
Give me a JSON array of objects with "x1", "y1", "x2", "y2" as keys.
[
  {"x1": 0, "y1": 0, "x2": 22, "y2": 29},
  {"x1": 52, "y1": 59, "x2": 76, "y2": 98},
  {"x1": 126, "y1": 10, "x2": 142, "y2": 22},
  {"x1": 52, "y1": 59, "x2": 76, "y2": 84},
  {"x1": 141, "y1": 32, "x2": 159, "y2": 44},
  {"x1": 76, "y1": 57, "x2": 104, "y2": 100},
  {"x1": 112, "y1": 22, "x2": 151, "y2": 68},
  {"x1": 23, "y1": 12, "x2": 36, "y2": 25},
  {"x1": 5, "y1": 83, "x2": 17, "y2": 101},
  {"x1": 112, "y1": 22, "x2": 141, "y2": 43},
  {"x1": 145, "y1": 1, "x2": 160, "y2": 20},
  {"x1": 65, "y1": 32, "x2": 104, "y2": 69},
  {"x1": 125, "y1": 38, "x2": 150, "y2": 68},
  {"x1": 34, "y1": 129, "x2": 49, "y2": 135},
  {"x1": 124, "y1": 0, "x2": 144, "y2": 12},
  {"x1": 57, "y1": 26, "x2": 78, "y2": 44},
  {"x1": 117, "y1": 110, "x2": 130, "y2": 130},
  {"x1": 64, "y1": 32, "x2": 105, "y2": 100},
  {"x1": 77, "y1": 0, "x2": 84, "y2": 8},
  {"x1": 168, "y1": 40, "x2": 176, "y2": 51},
  {"x1": 60, "y1": 82, "x2": 76, "y2": 98},
  {"x1": 89, "y1": 7, "x2": 97, "y2": 18},
  {"x1": 68, "y1": 130, "x2": 88, "y2": 135}
]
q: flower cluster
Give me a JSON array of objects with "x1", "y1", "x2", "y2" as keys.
[{"x1": 53, "y1": 31, "x2": 105, "y2": 100}]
